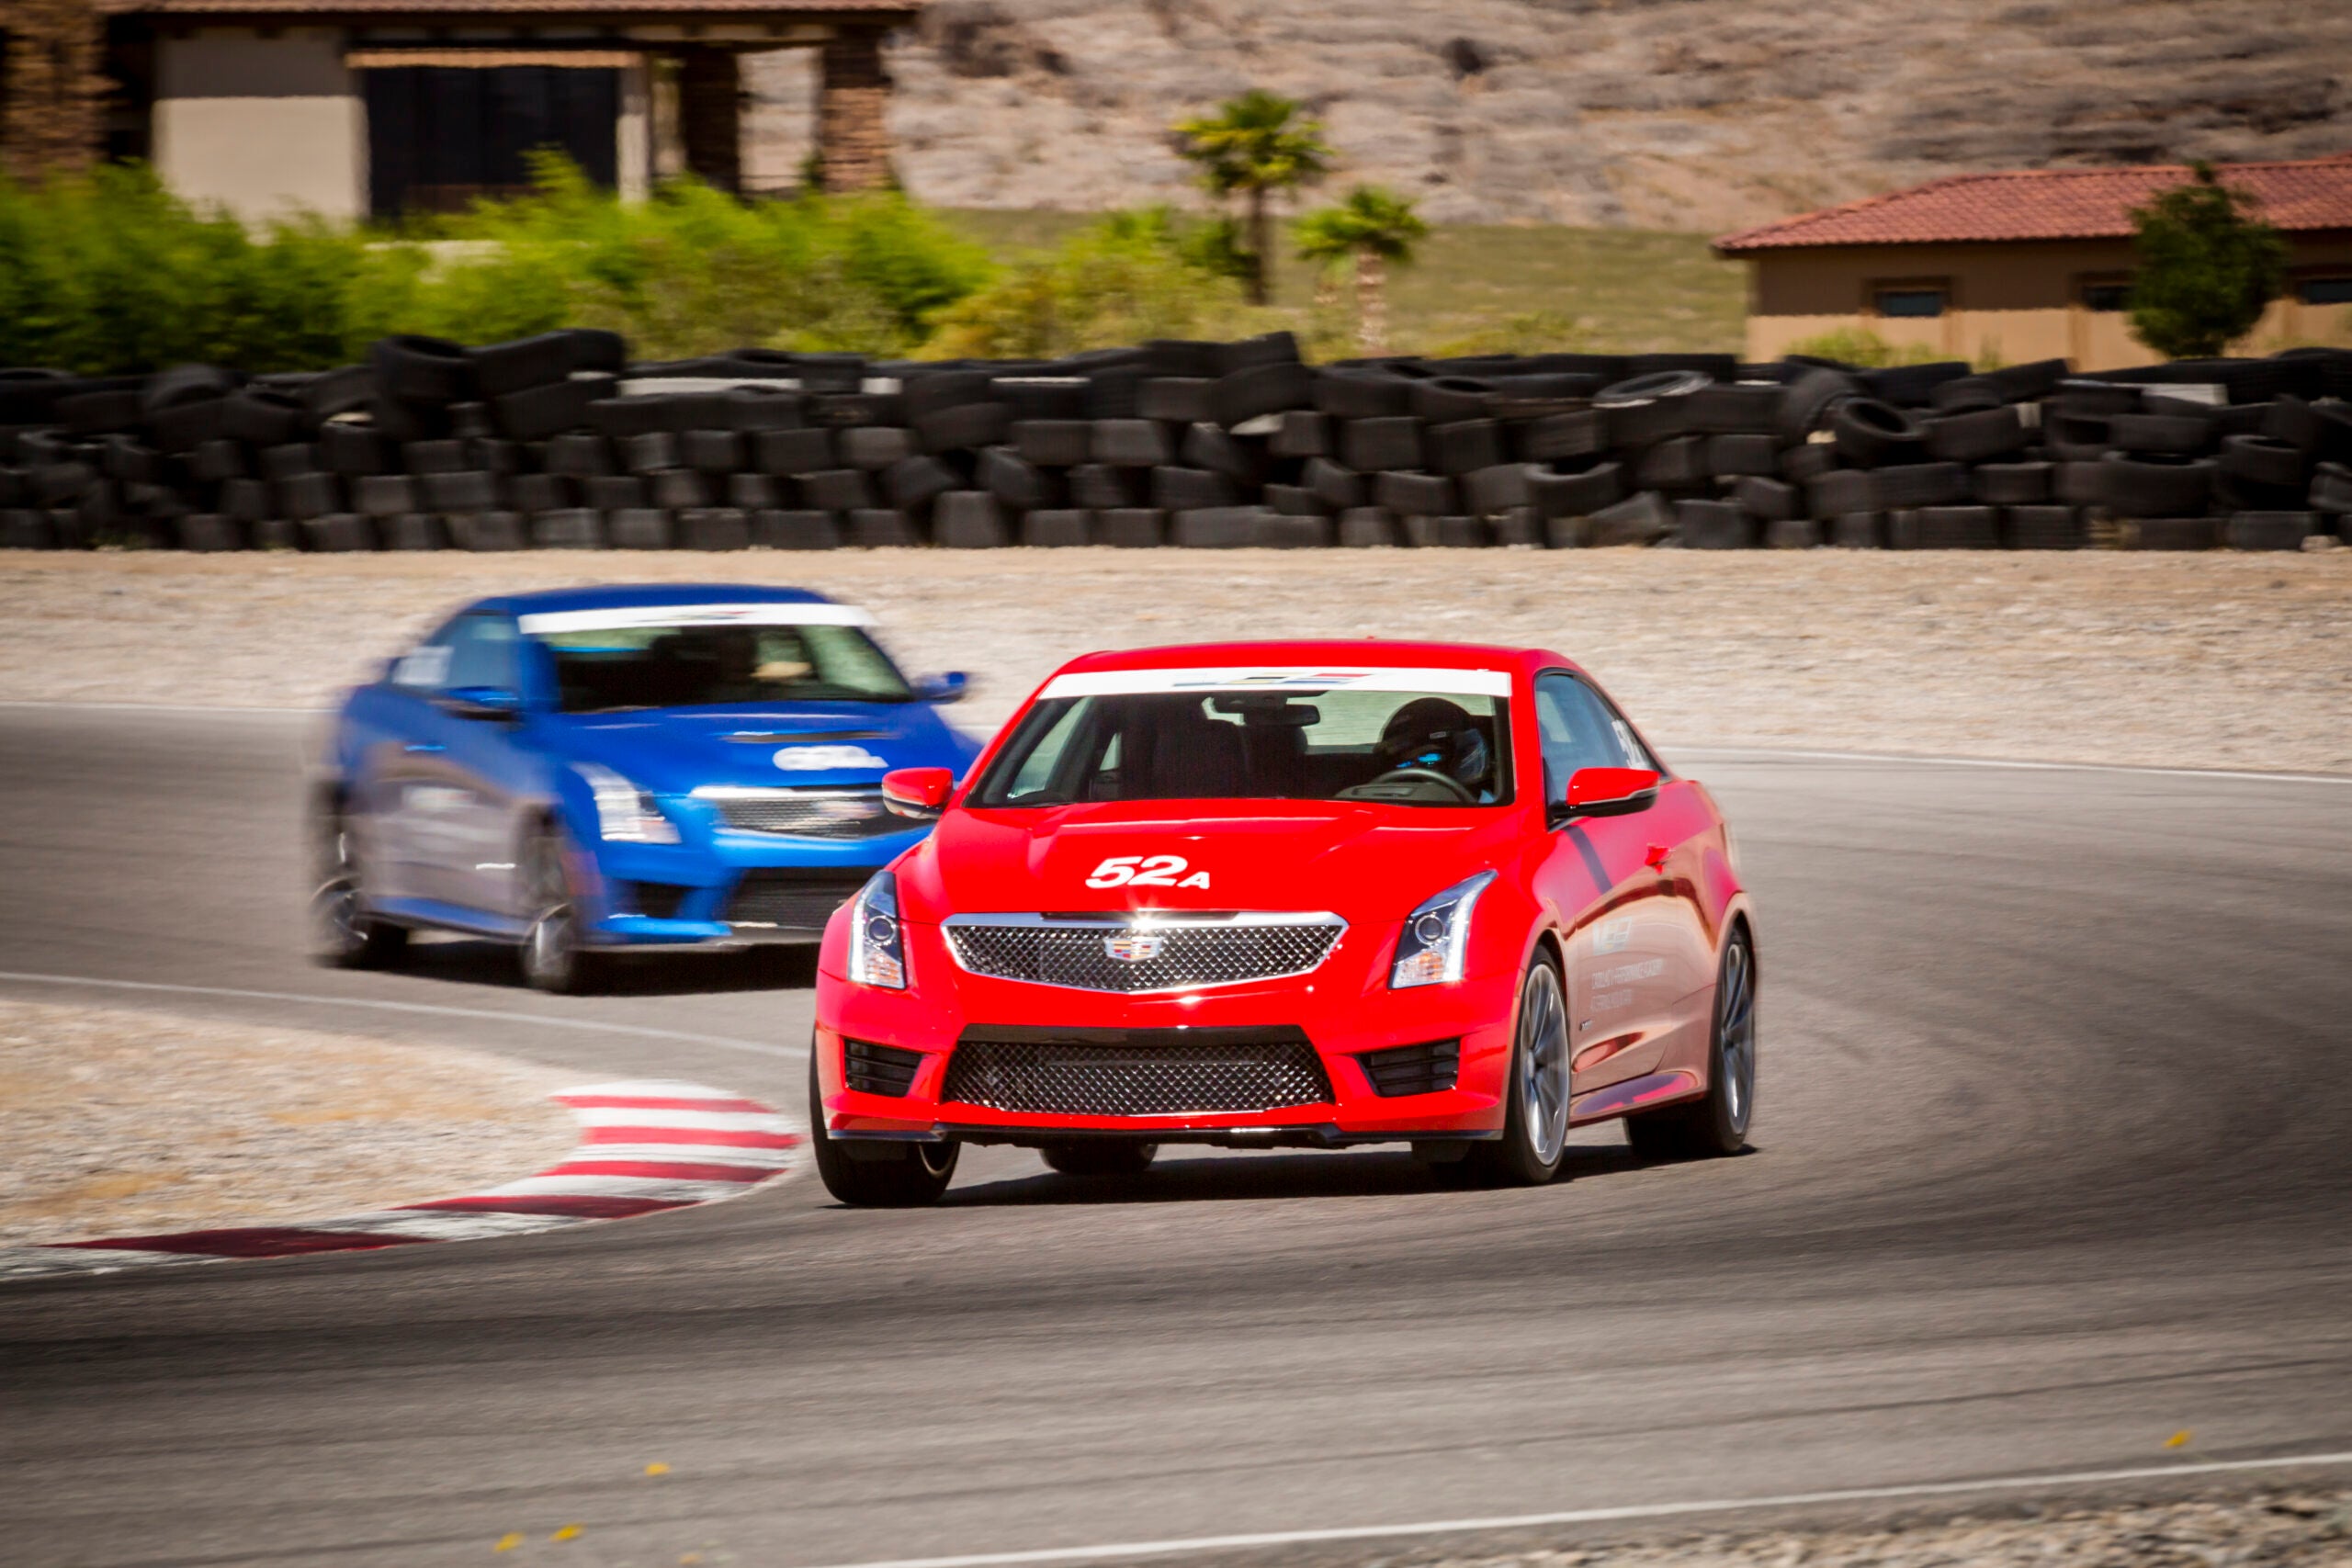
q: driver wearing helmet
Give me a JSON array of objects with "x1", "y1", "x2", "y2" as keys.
[{"x1": 1374, "y1": 698, "x2": 1492, "y2": 797}]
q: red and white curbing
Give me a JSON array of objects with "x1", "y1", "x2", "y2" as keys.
[{"x1": 0, "y1": 1079, "x2": 802, "y2": 1281}]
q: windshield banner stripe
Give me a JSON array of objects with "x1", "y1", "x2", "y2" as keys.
[
  {"x1": 517, "y1": 604, "x2": 875, "y2": 635},
  {"x1": 1041, "y1": 667, "x2": 1512, "y2": 699}
]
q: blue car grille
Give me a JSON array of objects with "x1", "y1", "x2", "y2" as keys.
[
  {"x1": 705, "y1": 788, "x2": 899, "y2": 840},
  {"x1": 725, "y1": 868, "x2": 869, "y2": 931}
]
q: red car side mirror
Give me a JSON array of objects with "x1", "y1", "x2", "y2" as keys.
[
  {"x1": 881, "y1": 767, "x2": 955, "y2": 819},
  {"x1": 1559, "y1": 766, "x2": 1660, "y2": 819}
]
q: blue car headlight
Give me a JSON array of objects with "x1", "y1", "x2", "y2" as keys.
[
  {"x1": 575, "y1": 763, "x2": 679, "y2": 844},
  {"x1": 1390, "y1": 871, "x2": 1496, "y2": 989},
  {"x1": 847, "y1": 871, "x2": 909, "y2": 990}
]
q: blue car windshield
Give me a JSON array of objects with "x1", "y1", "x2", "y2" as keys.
[{"x1": 533, "y1": 622, "x2": 914, "y2": 713}]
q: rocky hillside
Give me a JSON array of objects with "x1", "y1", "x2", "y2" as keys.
[{"x1": 746, "y1": 0, "x2": 2352, "y2": 232}]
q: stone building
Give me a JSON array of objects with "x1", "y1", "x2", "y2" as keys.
[{"x1": 0, "y1": 0, "x2": 914, "y2": 220}]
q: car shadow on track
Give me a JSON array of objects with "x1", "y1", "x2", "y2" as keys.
[
  {"x1": 391, "y1": 936, "x2": 819, "y2": 996},
  {"x1": 937, "y1": 1142, "x2": 1655, "y2": 1205}
]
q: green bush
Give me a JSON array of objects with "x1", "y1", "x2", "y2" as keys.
[
  {"x1": 1780, "y1": 325, "x2": 1948, "y2": 368},
  {"x1": 920, "y1": 209, "x2": 1259, "y2": 359},
  {"x1": 0, "y1": 158, "x2": 995, "y2": 374},
  {"x1": 423, "y1": 157, "x2": 995, "y2": 358},
  {"x1": 0, "y1": 164, "x2": 424, "y2": 373}
]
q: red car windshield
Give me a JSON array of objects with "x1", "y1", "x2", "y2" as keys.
[{"x1": 973, "y1": 688, "x2": 1512, "y2": 807}]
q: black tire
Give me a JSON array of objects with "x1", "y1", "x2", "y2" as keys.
[
  {"x1": 1860, "y1": 360, "x2": 1969, "y2": 407},
  {"x1": 1625, "y1": 924, "x2": 1755, "y2": 1160},
  {"x1": 808, "y1": 1051, "x2": 958, "y2": 1206},
  {"x1": 1316, "y1": 368, "x2": 1414, "y2": 421},
  {"x1": 468, "y1": 333, "x2": 578, "y2": 398},
  {"x1": 2109, "y1": 411, "x2": 2212, "y2": 456},
  {"x1": 1777, "y1": 367, "x2": 1864, "y2": 445},
  {"x1": 1212, "y1": 361, "x2": 1314, "y2": 428},
  {"x1": 2099, "y1": 454, "x2": 2214, "y2": 519},
  {"x1": 311, "y1": 803, "x2": 408, "y2": 969},
  {"x1": 1872, "y1": 461, "x2": 1969, "y2": 509},
  {"x1": 1676, "y1": 498, "x2": 1757, "y2": 549},
  {"x1": 2220, "y1": 434, "x2": 2310, "y2": 490},
  {"x1": 142, "y1": 363, "x2": 238, "y2": 414},
  {"x1": 518, "y1": 826, "x2": 601, "y2": 995},
  {"x1": 1341, "y1": 417, "x2": 1425, "y2": 473},
  {"x1": 1829, "y1": 399, "x2": 1924, "y2": 466},
  {"x1": 370, "y1": 334, "x2": 476, "y2": 405},
  {"x1": 1464, "y1": 953, "x2": 1574, "y2": 1186},
  {"x1": 1039, "y1": 1142, "x2": 1159, "y2": 1178},
  {"x1": 1409, "y1": 377, "x2": 1493, "y2": 424},
  {"x1": 1973, "y1": 461, "x2": 2053, "y2": 505},
  {"x1": 1923, "y1": 405, "x2": 2028, "y2": 464},
  {"x1": 1926, "y1": 375, "x2": 2007, "y2": 413}
]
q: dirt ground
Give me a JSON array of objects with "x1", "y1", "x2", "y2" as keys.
[
  {"x1": 4, "y1": 547, "x2": 2349, "y2": 773},
  {"x1": 1396, "y1": 1486, "x2": 2352, "y2": 1568},
  {"x1": 0, "y1": 999, "x2": 576, "y2": 1247}
]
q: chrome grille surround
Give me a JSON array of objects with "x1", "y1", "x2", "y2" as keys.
[
  {"x1": 941, "y1": 911, "x2": 1345, "y2": 995},
  {"x1": 694, "y1": 785, "x2": 899, "y2": 840}
]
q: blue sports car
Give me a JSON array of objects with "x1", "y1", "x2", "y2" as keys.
[{"x1": 312, "y1": 584, "x2": 980, "y2": 991}]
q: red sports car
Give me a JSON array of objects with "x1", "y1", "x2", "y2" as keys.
[{"x1": 808, "y1": 641, "x2": 1756, "y2": 1205}]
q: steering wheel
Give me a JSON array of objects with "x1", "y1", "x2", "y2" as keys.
[{"x1": 1345, "y1": 767, "x2": 1478, "y2": 805}]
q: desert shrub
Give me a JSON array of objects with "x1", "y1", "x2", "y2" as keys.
[
  {"x1": 1781, "y1": 325, "x2": 1948, "y2": 368},
  {"x1": 0, "y1": 164, "x2": 424, "y2": 373},
  {"x1": 0, "y1": 158, "x2": 994, "y2": 372},
  {"x1": 920, "y1": 208, "x2": 1257, "y2": 359},
  {"x1": 2127, "y1": 163, "x2": 2288, "y2": 360},
  {"x1": 424, "y1": 158, "x2": 994, "y2": 358}
]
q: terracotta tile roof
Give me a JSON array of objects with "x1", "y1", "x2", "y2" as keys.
[
  {"x1": 115, "y1": 0, "x2": 911, "y2": 13},
  {"x1": 1713, "y1": 156, "x2": 2352, "y2": 254}
]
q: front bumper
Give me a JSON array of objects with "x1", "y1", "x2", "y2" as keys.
[
  {"x1": 579, "y1": 828, "x2": 915, "y2": 949},
  {"x1": 814, "y1": 918, "x2": 1520, "y2": 1145}
]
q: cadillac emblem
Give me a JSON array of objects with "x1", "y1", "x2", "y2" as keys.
[{"x1": 1102, "y1": 931, "x2": 1164, "y2": 964}]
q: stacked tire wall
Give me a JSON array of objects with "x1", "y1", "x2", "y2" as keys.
[{"x1": 5, "y1": 332, "x2": 2351, "y2": 554}]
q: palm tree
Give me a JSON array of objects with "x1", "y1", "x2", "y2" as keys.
[
  {"x1": 1172, "y1": 90, "x2": 1333, "y2": 305},
  {"x1": 1295, "y1": 186, "x2": 1430, "y2": 354}
]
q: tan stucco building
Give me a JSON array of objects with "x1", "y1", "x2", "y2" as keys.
[
  {"x1": 1714, "y1": 158, "x2": 2352, "y2": 369},
  {"x1": 2, "y1": 0, "x2": 912, "y2": 221}
]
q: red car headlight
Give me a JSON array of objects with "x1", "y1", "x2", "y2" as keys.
[
  {"x1": 1389, "y1": 870, "x2": 1496, "y2": 989},
  {"x1": 846, "y1": 871, "x2": 909, "y2": 989}
]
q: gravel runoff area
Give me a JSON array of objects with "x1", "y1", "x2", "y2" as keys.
[
  {"x1": 0, "y1": 999, "x2": 577, "y2": 1247},
  {"x1": 4, "y1": 547, "x2": 2351, "y2": 773},
  {"x1": 1340, "y1": 1488, "x2": 2352, "y2": 1568}
]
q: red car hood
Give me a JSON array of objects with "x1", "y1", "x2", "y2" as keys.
[{"x1": 899, "y1": 799, "x2": 1525, "y2": 922}]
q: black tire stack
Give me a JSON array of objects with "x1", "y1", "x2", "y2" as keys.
[{"x1": 4, "y1": 338, "x2": 2350, "y2": 553}]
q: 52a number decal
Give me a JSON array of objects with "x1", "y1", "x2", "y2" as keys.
[{"x1": 1086, "y1": 854, "x2": 1211, "y2": 890}]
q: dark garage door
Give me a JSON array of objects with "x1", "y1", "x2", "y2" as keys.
[{"x1": 365, "y1": 65, "x2": 619, "y2": 216}]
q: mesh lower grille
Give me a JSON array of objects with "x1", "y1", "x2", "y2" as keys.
[
  {"x1": 845, "y1": 1039, "x2": 922, "y2": 1097},
  {"x1": 942, "y1": 1028, "x2": 1333, "y2": 1116},
  {"x1": 725, "y1": 868, "x2": 869, "y2": 931},
  {"x1": 944, "y1": 919, "x2": 1342, "y2": 993},
  {"x1": 1359, "y1": 1038, "x2": 1461, "y2": 1098},
  {"x1": 709, "y1": 789, "x2": 901, "y2": 840}
]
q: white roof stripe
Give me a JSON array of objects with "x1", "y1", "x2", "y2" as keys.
[
  {"x1": 1042, "y1": 667, "x2": 1513, "y2": 700},
  {"x1": 517, "y1": 603, "x2": 874, "y2": 635}
]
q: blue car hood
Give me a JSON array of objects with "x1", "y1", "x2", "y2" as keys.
[{"x1": 537, "y1": 703, "x2": 974, "y2": 796}]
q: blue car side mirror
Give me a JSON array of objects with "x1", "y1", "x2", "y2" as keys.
[{"x1": 917, "y1": 671, "x2": 969, "y2": 705}]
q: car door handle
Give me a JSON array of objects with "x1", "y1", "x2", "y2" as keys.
[{"x1": 403, "y1": 742, "x2": 446, "y2": 754}]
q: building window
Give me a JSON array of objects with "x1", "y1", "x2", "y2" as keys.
[
  {"x1": 2081, "y1": 280, "x2": 2132, "y2": 312},
  {"x1": 1872, "y1": 285, "x2": 1947, "y2": 319},
  {"x1": 2297, "y1": 276, "x2": 2352, "y2": 306}
]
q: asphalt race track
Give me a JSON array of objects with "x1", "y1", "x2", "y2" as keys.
[{"x1": 3, "y1": 706, "x2": 2349, "y2": 1568}]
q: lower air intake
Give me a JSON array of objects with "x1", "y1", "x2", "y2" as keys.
[
  {"x1": 942, "y1": 1026, "x2": 1333, "y2": 1117},
  {"x1": 1358, "y1": 1038, "x2": 1461, "y2": 1098},
  {"x1": 845, "y1": 1039, "x2": 922, "y2": 1098}
]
